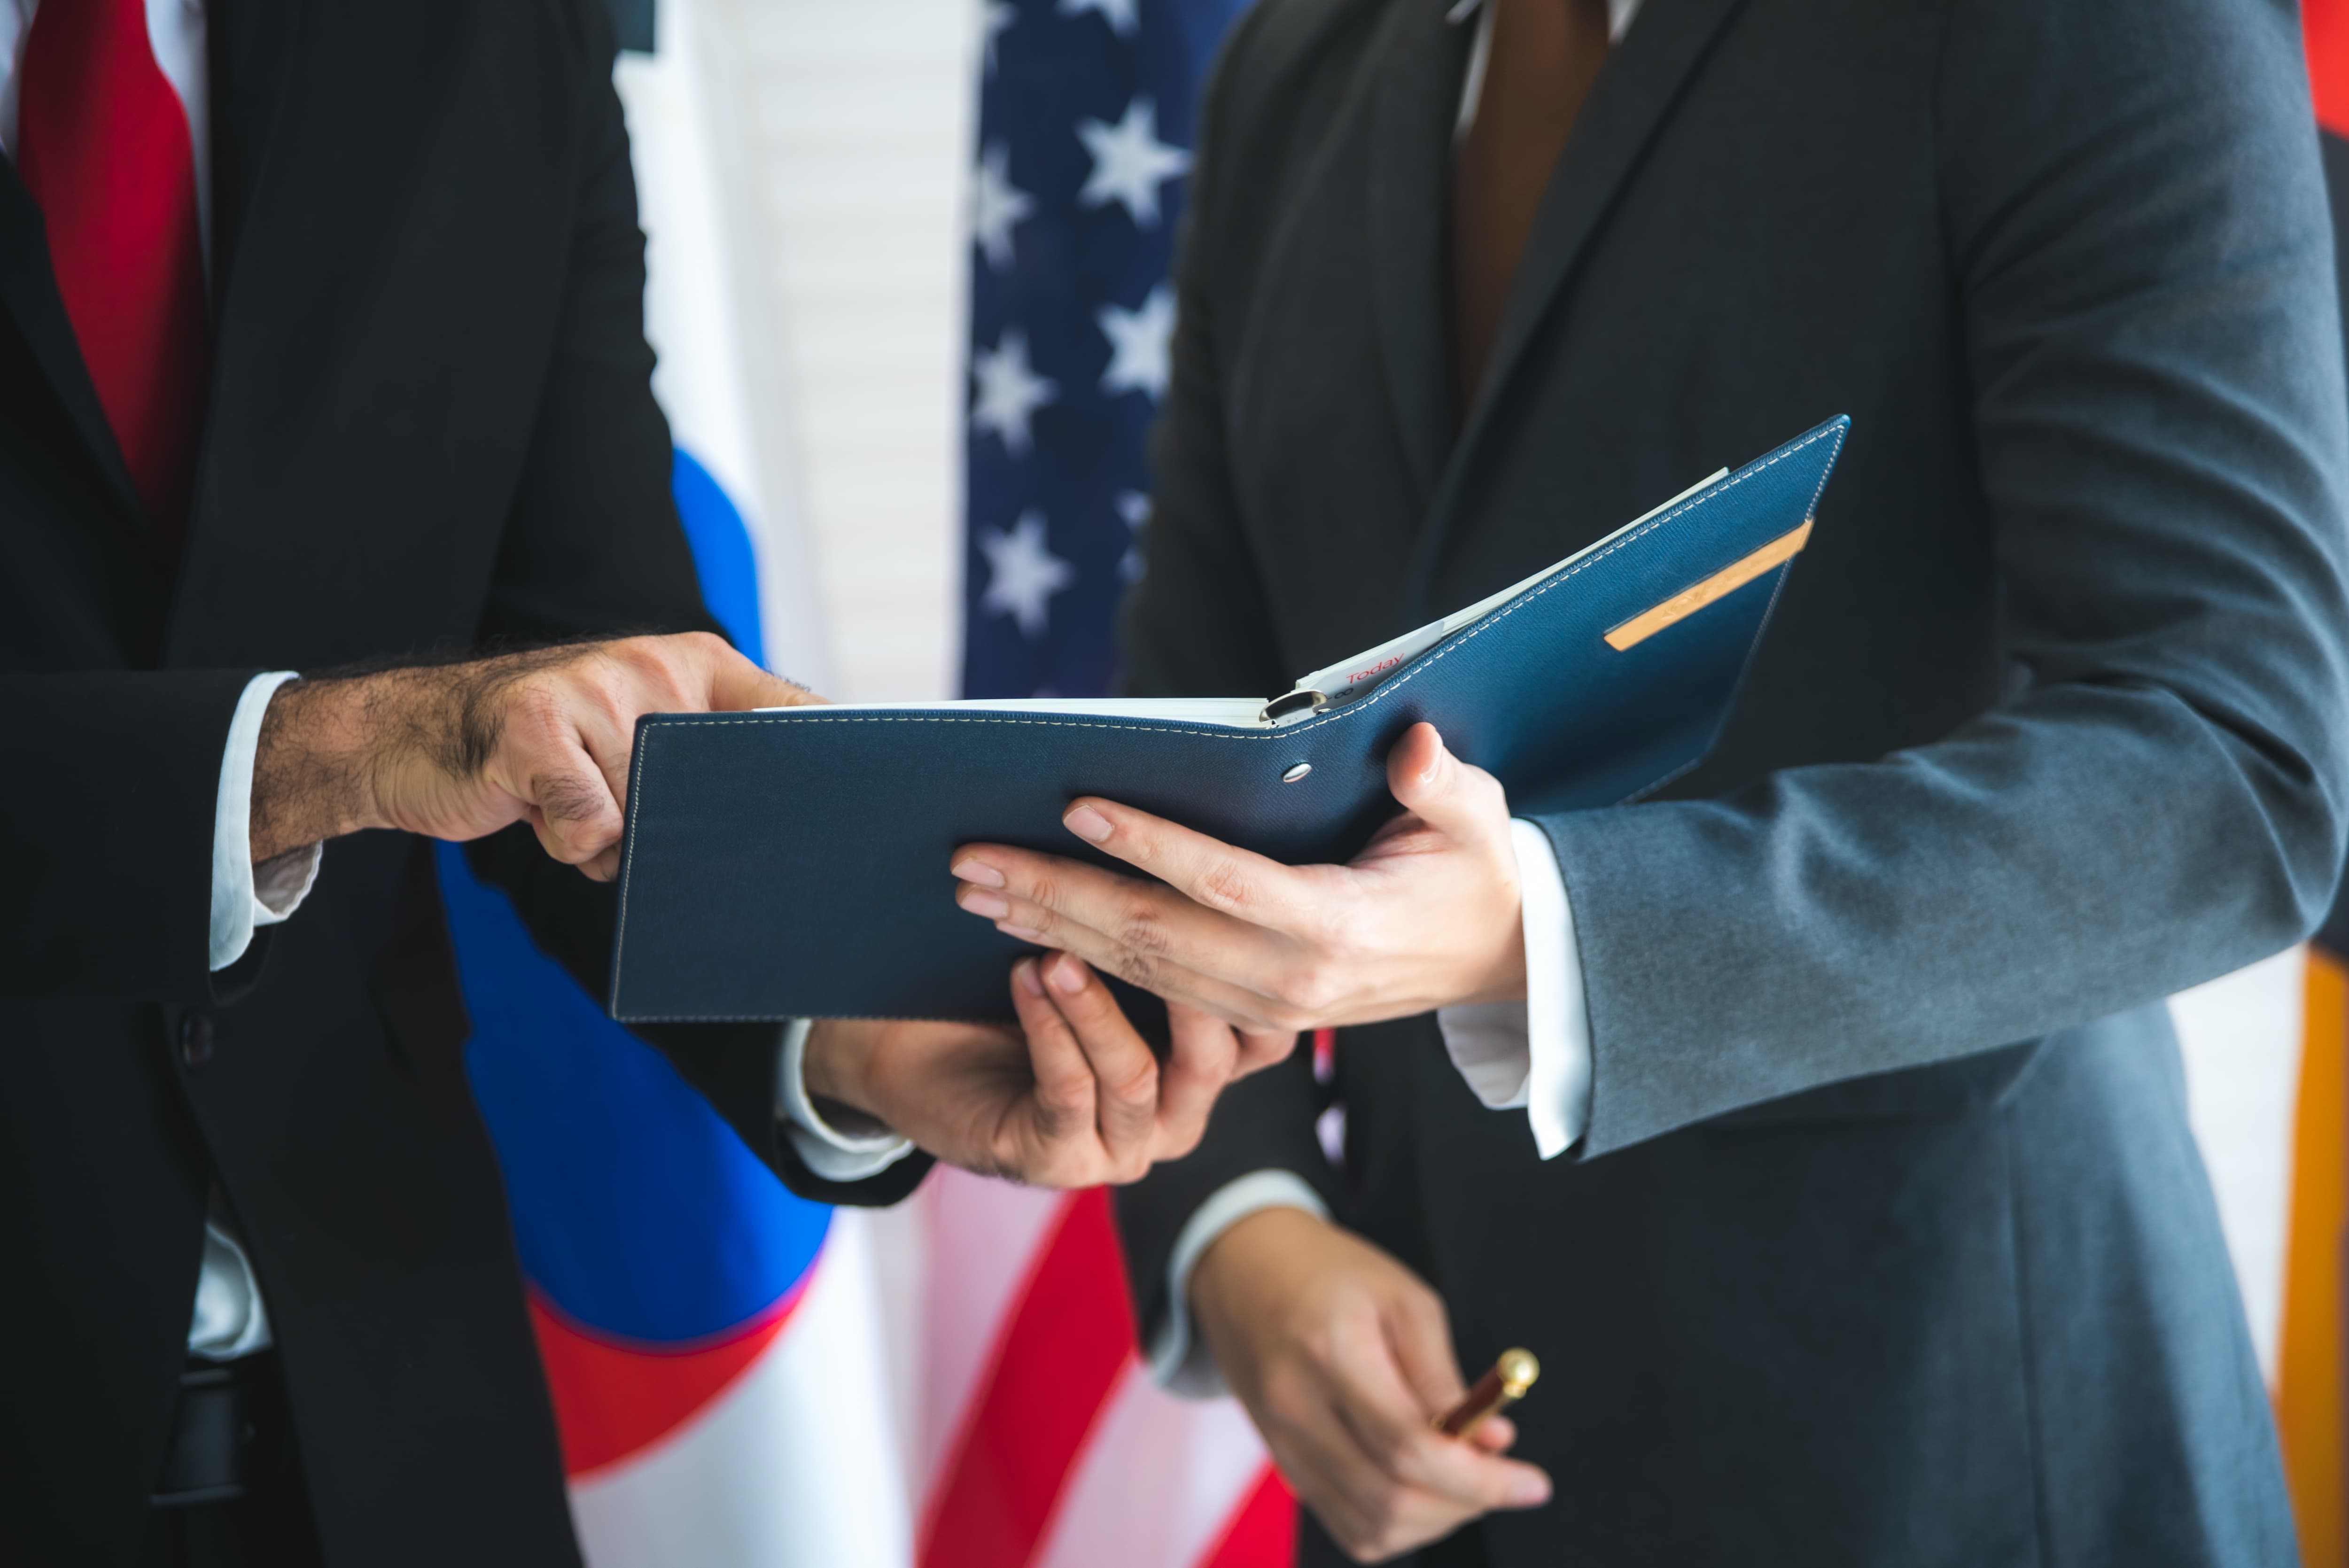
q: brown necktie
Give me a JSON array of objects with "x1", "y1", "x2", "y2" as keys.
[{"x1": 1451, "y1": 0, "x2": 1612, "y2": 415}]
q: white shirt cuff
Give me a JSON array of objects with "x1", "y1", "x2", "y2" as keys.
[
  {"x1": 776, "y1": 1019, "x2": 919, "y2": 1182},
  {"x1": 1433, "y1": 819, "x2": 1592, "y2": 1160},
  {"x1": 209, "y1": 672, "x2": 322, "y2": 973},
  {"x1": 1147, "y1": 1169, "x2": 1330, "y2": 1399}
]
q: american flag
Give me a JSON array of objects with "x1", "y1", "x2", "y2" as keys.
[
  {"x1": 940, "y1": 3, "x2": 1293, "y2": 1568},
  {"x1": 963, "y1": 0, "x2": 1244, "y2": 697}
]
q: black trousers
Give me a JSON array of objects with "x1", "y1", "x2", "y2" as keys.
[{"x1": 137, "y1": 1355, "x2": 323, "y2": 1568}]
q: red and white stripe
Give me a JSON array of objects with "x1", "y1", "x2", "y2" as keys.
[{"x1": 906, "y1": 1173, "x2": 1292, "y2": 1568}]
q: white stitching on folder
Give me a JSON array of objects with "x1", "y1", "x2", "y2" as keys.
[
  {"x1": 639, "y1": 422, "x2": 1844, "y2": 746},
  {"x1": 606, "y1": 422, "x2": 1847, "y2": 1004}
]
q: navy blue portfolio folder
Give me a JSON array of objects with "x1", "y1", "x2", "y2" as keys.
[{"x1": 608, "y1": 417, "x2": 1849, "y2": 1024}]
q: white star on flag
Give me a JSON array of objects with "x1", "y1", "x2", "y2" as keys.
[
  {"x1": 980, "y1": 510, "x2": 1077, "y2": 638},
  {"x1": 981, "y1": 1, "x2": 1017, "y2": 71},
  {"x1": 971, "y1": 327, "x2": 1058, "y2": 455},
  {"x1": 1076, "y1": 96, "x2": 1190, "y2": 228},
  {"x1": 972, "y1": 142, "x2": 1034, "y2": 272},
  {"x1": 1057, "y1": 0, "x2": 1138, "y2": 37},
  {"x1": 1117, "y1": 489, "x2": 1150, "y2": 582},
  {"x1": 1097, "y1": 284, "x2": 1175, "y2": 399}
]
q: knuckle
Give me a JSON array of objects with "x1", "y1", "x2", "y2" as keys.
[
  {"x1": 569, "y1": 662, "x2": 625, "y2": 717},
  {"x1": 1260, "y1": 1370, "x2": 1314, "y2": 1428},
  {"x1": 1248, "y1": 1031, "x2": 1301, "y2": 1069},
  {"x1": 1366, "y1": 1428, "x2": 1418, "y2": 1477},
  {"x1": 1298, "y1": 1324, "x2": 1348, "y2": 1376},
  {"x1": 534, "y1": 771, "x2": 610, "y2": 828},
  {"x1": 1113, "y1": 901, "x2": 1174, "y2": 959},
  {"x1": 1259, "y1": 1003, "x2": 1311, "y2": 1035},
  {"x1": 1361, "y1": 1478, "x2": 1410, "y2": 1527},
  {"x1": 1196, "y1": 860, "x2": 1255, "y2": 913},
  {"x1": 508, "y1": 682, "x2": 569, "y2": 740},
  {"x1": 1107, "y1": 1058, "x2": 1159, "y2": 1107},
  {"x1": 1105, "y1": 949, "x2": 1164, "y2": 994},
  {"x1": 1026, "y1": 869, "x2": 1063, "y2": 912},
  {"x1": 1035, "y1": 1072, "x2": 1090, "y2": 1120},
  {"x1": 1273, "y1": 968, "x2": 1338, "y2": 1020}
]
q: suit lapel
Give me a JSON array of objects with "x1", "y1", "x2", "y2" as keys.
[
  {"x1": 204, "y1": 0, "x2": 306, "y2": 305},
  {"x1": 165, "y1": 0, "x2": 310, "y2": 660},
  {"x1": 0, "y1": 163, "x2": 149, "y2": 529},
  {"x1": 1461, "y1": 0, "x2": 1749, "y2": 444},
  {"x1": 1402, "y1": 0, "x2": 1751, "y2": 614},
  {"x1": 1363, "y1": 0, "x2": 1474, "y2": 508}
]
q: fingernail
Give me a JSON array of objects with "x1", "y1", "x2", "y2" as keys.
[
  {"x1": 999, "y1": 923, "x2": 1044, "y2": 942},
  {"x1": 1509, "y1": 1474, "x2": 1552, "y2": 1507},
  {"x1": 1015, "y1": 959, "x2": 1045, "y2": 996},
  {"x1": 952, "y1": 858, "x2": 1006, "y2": 889},
  {"x1": 960, "y1": 889, "x2": 1011, "y2": 920},
  {"x1": 1064, "y1": 805, "x2": 1113, "y2": 844},
  {"x1": 1047, "y1": 954, "x2": 1089, "y2": 994}
]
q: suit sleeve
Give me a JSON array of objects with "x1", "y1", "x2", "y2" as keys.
[
  {"x1": 462, "y1": 2, "x2": 931, "y2": 1207},
  {"x1": 1112, "y1": 8, "x2": 1344, "y2": 1328},
  {"x1": 0, "y1": 668, "x2": 267, "y2": 1001},
  {"x1": 1538, "y1": 0, "x2": 2349, "y2": 1157}
]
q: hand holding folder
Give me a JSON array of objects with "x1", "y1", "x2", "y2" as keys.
[
  {"x1": 799, "y1": 954, "x2": 1292, "y2": 1188},
  {"x1": 946, "y1": 719, "x2": 1532, "y2": 1035},
  {"x1": 607, "y1": 417, "x2": 1849, "y2": 1027}
]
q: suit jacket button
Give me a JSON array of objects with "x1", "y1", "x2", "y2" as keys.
[{"x1": 179, "y1": 1012, "x2": 215, "y2": 1070}]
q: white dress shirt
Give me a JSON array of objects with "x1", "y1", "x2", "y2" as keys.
[
  {"x1": 1151, "y1": 0, "x2": 1632, "y2": 1394},
  {"x1": 1, "y1": 1, "x2": 899, "y2": 1357}
]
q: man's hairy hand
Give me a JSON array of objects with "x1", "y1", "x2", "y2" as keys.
[{"x1": 250, "y1": 633, "x2": 814, "y2": 877}]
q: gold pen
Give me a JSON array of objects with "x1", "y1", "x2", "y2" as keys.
[{"x1": 1435, "y1": 1348, "x2": 1540, "y2": 1438}]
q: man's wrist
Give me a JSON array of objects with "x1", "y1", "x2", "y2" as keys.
[
  {"x1": 800, "y1": 1020, "x2": 892, "y2": 1136},
  {"x1": 249, "y1": 675, "x2": 392, "y2": 862}
]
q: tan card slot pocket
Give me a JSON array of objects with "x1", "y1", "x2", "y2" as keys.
[{"x1": 1603, "y1": 520, "x2": 1814, "y2": 652}]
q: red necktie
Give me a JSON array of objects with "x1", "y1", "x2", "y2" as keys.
[{"x1": 17, "y1": 0, "x2": 211, "y2": 546}]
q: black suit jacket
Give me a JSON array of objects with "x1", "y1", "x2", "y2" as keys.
[
  {"x1": 1114, "y1": 0, "x2": 2349, "y2": 1563},
  {"x1": 0, "y1": 4, "x2": 925, "y2": 1564}
]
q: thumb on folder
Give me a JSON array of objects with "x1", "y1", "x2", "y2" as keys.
[{"x1": 947, "y1": 723, "x2": 1529, "y2": 1037}]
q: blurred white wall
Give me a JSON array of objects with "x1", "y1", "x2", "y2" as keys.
[
  {"x1": 679, "y1": 0, "x2": 980, "y2": 702},
  {"x1": 619, "y1": 0, "x2": 834, "y2": 689},
  {"x1": 2173, "y1": 946, "x2": 2306, "y2": 1381}
]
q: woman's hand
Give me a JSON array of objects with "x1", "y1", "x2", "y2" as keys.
[
  {"x1": 947, "y1": 723, "x2": 1526, "y2": 1034},
  {"x1": 1191, "y1": 1208, "x2": 1552, "y2": 1561},
  {"x1": 803, "y1": 953, "x2": 1294, "y2": 1187}
]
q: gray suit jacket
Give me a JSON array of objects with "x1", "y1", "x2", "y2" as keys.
[{"x1": 1112, "y1": 0, "x2": 2349, "y2": 1562}]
